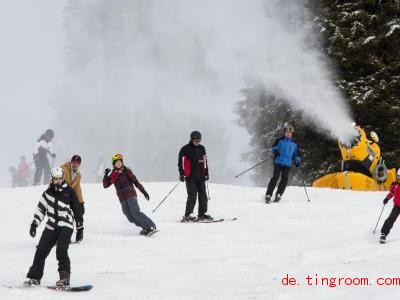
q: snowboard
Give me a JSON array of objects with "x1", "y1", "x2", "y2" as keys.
[
  {"x1": 3, "y1": 284, "x2": 93, "y2": 292},
  {"x1": 47, "y1": 284, "x2": 93, "y2": 292}
]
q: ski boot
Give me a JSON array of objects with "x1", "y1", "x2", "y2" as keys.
[
  {"x1": 142, "y1": 226, "x2": 157, "y2": 237},
  {"x1": 265, "y1": 194, "x2": 271, "y2": 204},
  {"x1": 380, "y1": 234, "x2": 387, "y2": 244},
  {"x1": 56, "y1": 271, "x2": 70, "y2": 290},
  {"x1": 181, "y1": 214, "x2": 197, "y2": 223},
  {"x1": 197, "y1": 214, "x2": 213, "y2": 222},
  {"x1": 23, "y1": 279, "x2": 40, "y2": 287},
  {"x1": 273, "y1": 194, "x2": 282, "y2": 203}
]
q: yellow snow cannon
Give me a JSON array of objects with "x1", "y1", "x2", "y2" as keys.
[{"x1": 312, "y1": 126, "x2": 396, "y2": 191}]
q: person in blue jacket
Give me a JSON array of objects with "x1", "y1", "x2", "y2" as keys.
[{"x1": 265, "y1": 125, "x2": 301, "y2": 203}]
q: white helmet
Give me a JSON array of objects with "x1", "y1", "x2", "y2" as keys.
[
  {"x1": 50, "y1": 167, "x2": 64, "y2": 179},
  {"x1": 397, "y1": 169, "x2": 400, "y2": 179}
]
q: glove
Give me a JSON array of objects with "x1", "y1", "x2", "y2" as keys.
[
  {"x1": 29, "y1": 222, "x2": 37, "y2": 238},
  {"x1": 51, "y1": 153, "x2": 56, "y2": 158},
  {"x1": 383, "y1": 198, "x2": 389, "y2": 205},
  {"x1": 80, "y1": 202, "x2": 85, "y2": 215},
  {"x1": 295, "y1": 160, "x2": 301, "y2": 167},
  {"x1": 143, "y1": 191, "x2": 150, "y2": 201},
  {"x1": 204, "y1": 175, "x2": 209, "y2": 181},
  {"x1": 76, "y1": 227, "x2": 84, "y2": 243},
  {"x1": 104, "y1": 168, "x2": 111, "y2": 176},
  {"x1": 179, "y1": 175, "x2": 185, "y2": 182}
]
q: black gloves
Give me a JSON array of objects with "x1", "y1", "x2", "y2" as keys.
[
  {"x1": 180, "y1": 175, "x2": 185, "y2": 182},
  {"x1": 383, "y1": 198, "x2": 389, "y2": 205},
  {"x1": 143, "y1": 191, "x2": 150, "y2": 201},
  {"x1": 204, "y1": 175, "x2": 209, "y2": 181},
  {"x1": 80, "y1": 202, "x2": 85, "y2": 215},
  {"x1": 29, "y1": 222, "x2": 37, "y2": 238},
  {"x1": 295, "y1": 161, "x2": 300, "y2": 167},
  {"x1": 75, "y1": 220, "x2": 84, "y2": 243},
  {"x1": 76, "y1": 227, "x2": 84, "y2": 243},
  {"x1": 104, "y1": 168, "x2": 111, "y2": 176}
]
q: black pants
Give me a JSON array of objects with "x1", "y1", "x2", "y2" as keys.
[
  {"x1": 33, "y1": 154, "x2": 51, "y2": 186},
  {"x1": 185, "y1": 178, "x2": 208, "y2": 217},
  {"x1": 381, "y1": 206, "x2": 400, "y2": 236},
  {"x1": 27, "y1": 227, "x2": 73, "y2": 280},
  {"x1": 266, "y1": 164, "x2": 291, "y2": 197}
]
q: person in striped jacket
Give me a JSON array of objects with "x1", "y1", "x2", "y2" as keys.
[{"x1": 24, "y1": 167, "x2": 83, "y2": 288}]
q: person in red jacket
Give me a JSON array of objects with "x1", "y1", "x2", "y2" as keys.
[
  {"x1": 380, "y1": 169, "x2": 400, "y2": 243},
  {"x1": 103, "y1": 154, "x2": 156, "y2": 236}
]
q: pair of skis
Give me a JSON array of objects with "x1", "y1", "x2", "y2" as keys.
[{"x1": 181, "y1": 217, "x2": 238, "y2": 223}]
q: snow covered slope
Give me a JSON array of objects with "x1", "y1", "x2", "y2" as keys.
[{"x1": 0, "y1": 183, "x2": 399, "y2": 299}]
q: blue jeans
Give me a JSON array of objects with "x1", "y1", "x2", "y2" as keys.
[{"x1": 120, "y1": 196, "x2": 156, "y2": 230}]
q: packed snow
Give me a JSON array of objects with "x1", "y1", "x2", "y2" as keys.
[{"x1": 1, "y1": 183, "x2": 400, "y2": 299}]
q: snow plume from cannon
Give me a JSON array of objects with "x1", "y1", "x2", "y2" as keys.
[
  {"x1": 53, "y1": 0, "x2": 356, "y2": 182},
  {"x1": 239, "y1": 0, "x2": 357, "y2": 142}
]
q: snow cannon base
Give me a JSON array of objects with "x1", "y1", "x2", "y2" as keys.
[{"x1": 312, "y1": 170, "x2": 395, "y2": 191}]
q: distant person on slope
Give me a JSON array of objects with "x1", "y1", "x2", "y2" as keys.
[
  {"x1": 24, "y1": 167, "x2": 83, "y2": 288},
  {"x1": 103, "y1": 154, "x2": 157, "y2": 236},
  {"x1": 178, "y1": 131, "x2": 212, "y2": 222},
  {"x1": 380, "y1": 169, "x2": 400, "y2": 244},
  {"x1": 17, "y1": 155, "x2": 31, "y2": 187},
  {"x1": 265, "y1": 125, "x2": 301, "y2": 203},
  {"x1": 61, "y1": 155, "x2": 84, "y2": 243},
  {"x1": 33, "y1": 129, "x2": 56, "y2": 185}
]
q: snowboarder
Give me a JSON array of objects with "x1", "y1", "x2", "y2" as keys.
[
  {"x1": 33, "y1": 129, "x2": 56, "y2": 186},
  {"x1": 178, "y1": 131, "x2": 212, "y2": 222},
  {"x1": 380, "y1": 169, "x2": 400, "y2": 244},
  {"x1": 17, "y1": 155, "x2": 31, "y2": 187},
  {"x1": 61, "y1": 155, "x2": 84, "y2": 243},
  {"x1": 265, "y1": 124, "x2": 301, "y2": 203},
  {"x1": 24, "y1": 167, "x2": 83, "y2": 288},
  {"x1": 103, "y1": 154, "x2": 156, "y2": 236}
]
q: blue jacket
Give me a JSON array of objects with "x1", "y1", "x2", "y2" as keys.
[{"x1": 272, "y1": 137, "x2": 301, "y2": 167}]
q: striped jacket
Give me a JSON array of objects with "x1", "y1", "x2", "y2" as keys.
[{"x1": 33, "y1": 182, "x2": 83, "y2": 230}]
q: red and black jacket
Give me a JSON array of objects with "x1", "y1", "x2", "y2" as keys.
[
  {"x1": 178, "y1": 142, "x2": 208, "y2": 181},
  {"x1": 103, "y1": 167, "x2": 147, "y2": 201}
]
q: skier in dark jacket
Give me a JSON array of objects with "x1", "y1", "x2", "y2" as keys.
[
  {"x1": 380, "y1": 169, "x2": 400, "y2": 244},
  {"x1": 24, "y1": 167, "x2": 83, "y2": 288},
  {"x1": 33, "y1": 129, "x2": 56, "y2": 186},
  {"x1": 178, "y1": 131, "x2": 212, "y2": 222},
  {"x1": 103, "y1": 154, "x2": 156, "y2": 236},
  {"x1": 265, "y1": 125, "x2": 301, "y2": 203}
]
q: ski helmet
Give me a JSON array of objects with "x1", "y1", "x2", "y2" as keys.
[
  {"x1": 112, "y1": 153, "x2": 123, "y2": 165},
  {"x1": 45, "y1": 129, "x2": 54, "y2": 139},
  {"x1": 50, "y1": 167, "x2": 64, "y2": 179},
  {"x1": 71, "y1": 155, "x2": 82, "y2": 164},
  {"x1": 190, "y1": 131, "x2": 202, "y2": 140}
]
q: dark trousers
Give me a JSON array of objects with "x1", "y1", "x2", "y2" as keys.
[
  {"x1": 185, "y1": 178, "x2": 208, "y2": 217},
  {"x1": 27, "y1": 227, "x2": 73, "y2": 280},
  {"x1": 33, "y1": 154, "x2": 51, "y2": 186},
  {"x1": 266, "y1": 164, "x2": 291, "y2": 196},
  {"x1": 120, "y1": 196, "x2": 156, "y2": 230},
  {"x1": 381, "y1": 206, "x2": 400, "y2": 236}
]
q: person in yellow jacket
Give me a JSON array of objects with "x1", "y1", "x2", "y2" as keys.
[{"x1": 61, "y1": 155, "x2": 84, "y2": 243}]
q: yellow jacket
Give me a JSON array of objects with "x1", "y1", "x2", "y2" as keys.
[{"x1": 61, "y1": 162, "x2": 83, "y2": 203}]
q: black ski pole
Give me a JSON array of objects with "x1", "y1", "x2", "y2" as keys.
[
  {"x1": 234, "y1": 158, "x2": 268, "y2": 178},
  {"x1": 152, "y1": 181, "x2": 181, "y2": 213},
  {"x1": 373, "y1": 204, "x2": 386, "y2": 234},
  {"x1": 298, "y1": 167, "x2": 311, "y2": 202},
  {"x1": 206, "y1": 182, "x2": 211, "y2": 201}
]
